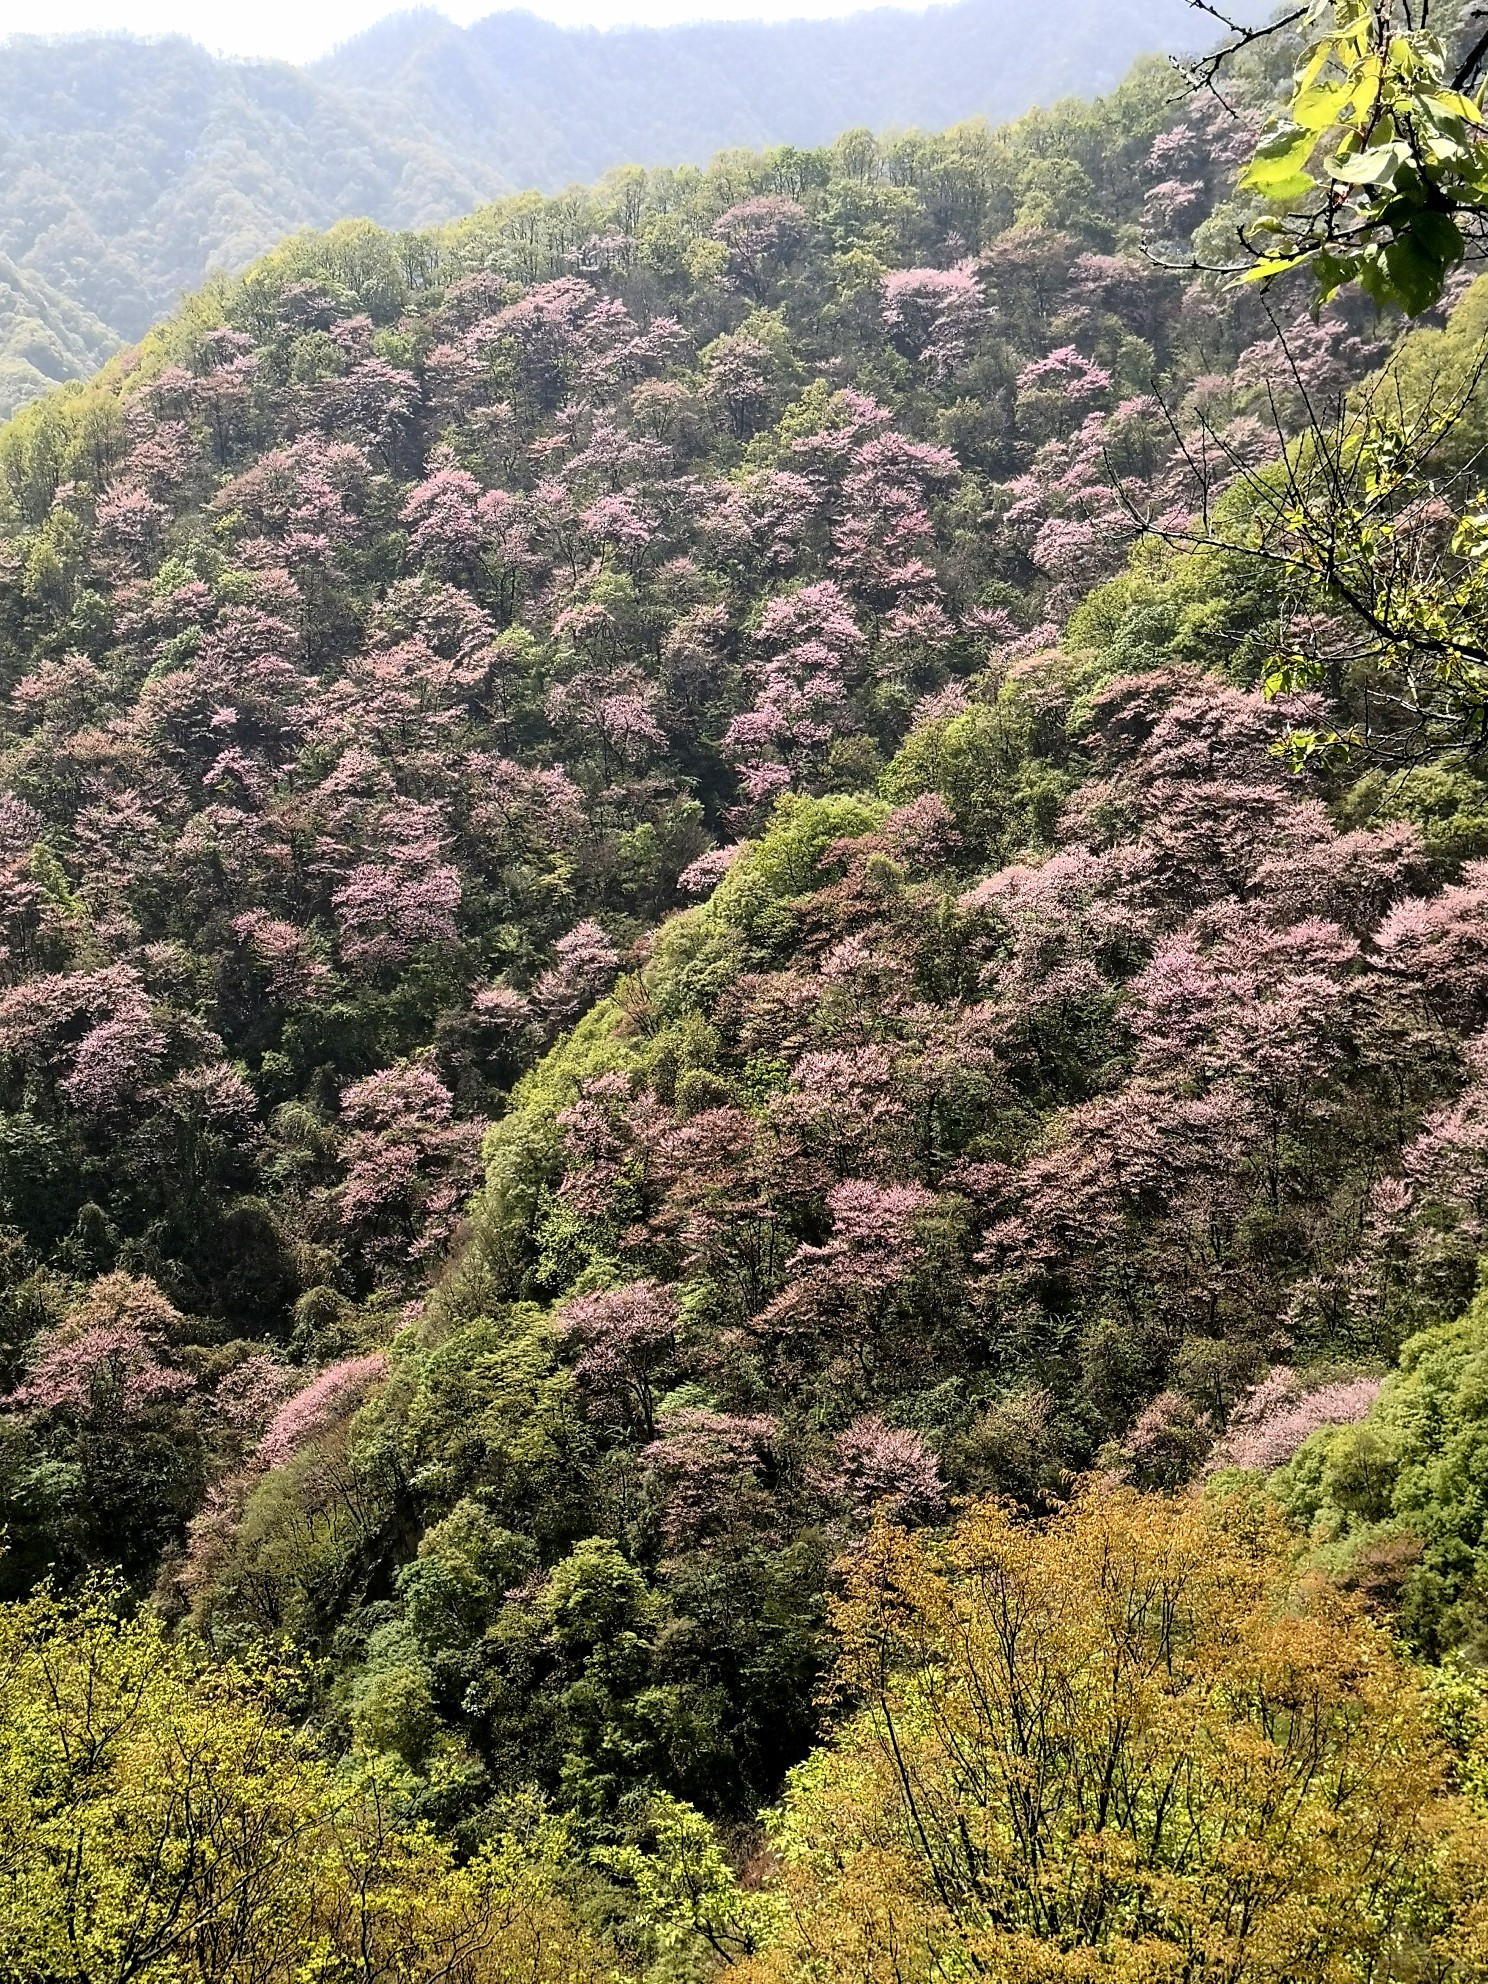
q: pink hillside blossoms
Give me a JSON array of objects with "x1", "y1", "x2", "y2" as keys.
[
  {"x1": 6, "y1": 1321, "x2": 192, "y2": 1420},
  {"x1": 677, "y1": 844, "x2": 746, "y2": 897},
  {"x1": 820, "y1": 1414, "x2": 945, "y2": 1526},
  {"x1": 881, "y1": 262, "x2": 986, "y2": 379},
  {"x1": 255, "y1": 1352, "x2": 390, "y2": 1469},
  {"x1": 558, "y1": 1277, "x2": 680, "y2": 1438},
  {"x1": 532, "y1": 920, "x2": 621, "y2": 1025},
  {"x1": 4, "y1": 1272, "x2": 193, "y2": 1422},
  {"x1": 1206, "y1": 1367, "x2": 1384, "y2": 1475}
]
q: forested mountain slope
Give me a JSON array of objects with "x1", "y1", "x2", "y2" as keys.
[
  {"x1": 314, "y1": 0, "x2": 1204, "y2": 201},
  {"x1": 4, "y1": 12, "x2": 1488, "y2": 1976},
  {"x1": 0, "y1": 0, "x2": 1211, "y2": 415}
]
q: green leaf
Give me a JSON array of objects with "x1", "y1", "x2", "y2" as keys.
[
  {"x1": 1233, "y1": 252, "x2": 1312, "y2": 288},
  {"x1": 1312, "y1": 249, "x2": 1357, "y2": 300},
  {"x1": 1239, "y1": 125, "x2": 1318, "y2": 200},
  {"x1": 1327, "y1": 140, "x2": 1411, "y2": 185},
  {"x1": 1245, "y1": 167, "x2": 1319, "y2": 202},
  {"x1": 1420, "y1": 89, "x2": 1485, "y2": 124},
  {"x1": 1377, "y1": 231, "x2": 1442, "y2": 314},
  {"x1": 1293, "y1": 81, "x2": 1352, "y2": 132}
]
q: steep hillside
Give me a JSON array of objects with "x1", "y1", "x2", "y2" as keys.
[
  {"x1": 4, "y1": 17, "x2": 1488, "y2": 1975},
  {"x1": 0, "y1": 26, "x2": 1482, "y2": 1707},
  {"x1": 0, "y1": 0, "x2": 1215, "y2": 413},
  {"x1": 0, "y1": 73, "x2": 1228, "y2": 1398}
]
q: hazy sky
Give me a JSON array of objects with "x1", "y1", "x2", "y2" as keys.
[{"x1": 0, "y1": 0, "x2": 914, "y2": 60}]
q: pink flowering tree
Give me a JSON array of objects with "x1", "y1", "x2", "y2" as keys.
[
  {"x1": 786, "y1": 1178, "x2": 938, "y2": 1295},
  {"x1": 544, "y1": 664, "x2": 667, "y2": 775},
  {"x1": 724, "y1": 580, "x2": 867, "y2": 803},
  {"x1": 640, "y1": 1408, "x2": 778, "y2": 1547},
  {"x1": 1, "y1": 1273, "x2": 203, "y2": 1575},
  {"x1": 401, "y1": 447, "x2": 487, "y2": 576},
  {"x1": 881, "y1": 264, "x2": 987, "y2": 379},
  {"x1": 532, "y1": 920, "x2": 621, "y2": 1029},
  {"x1": 711, "y1": 197, "x2": 809, "y2": 302},
  {"x1": 1015, "y1": 346, "x2": 1113, "y2": 441},
  {"x1": 831, "y1": 429, "x2": 958, "y2": 640},
  {"x1": 751, "y1": 1170, "x2": 946, "y2": 1399},
  {"x1": 335, "y1": 1065, "x2": 488, "y2": 1287},
  {"x1": 5, "y1": 1273, "x2": 193, "y2": 1424},
  {"x1": 213, "y1": 1351, "x2": 300, "y2": 1453},
  {"x1": 1141, "y1": 96, "x2": 1260, "y2": 251},
  {"x1": 94, "y1": 484, "x2": 169, "y2": 572},
  {"x1": 677, "y1": 844, "x2": 747, "y2": 897},
  {"x1": 0, "y1": 965, "x2": 170, "y2": 1117},
  {"x1": 332, "y1": 805, "x2": 462, "y2": 975},
  {"x1": 1206, "y1": 1367, "x2": 1384, "y2": 1475},
  {"x1": 816, "y1": 1415, "x2": 944, "y2": 1526},
  {"x1": 255, "y1": 1352, "x2": 391, "y2": 1469},
  {"x1": 557, "y1": 1278, "x2": 681, "y2": 1437},
  {"x1": 766, "y1": 1047, "x2": 911, "y2": 1189},
  {"x1": 703, "y1": 333, "x2": 782, "y2": 439},
  {"x1": 232, "y1": 911, "x2": 332, "y2": 1006}
]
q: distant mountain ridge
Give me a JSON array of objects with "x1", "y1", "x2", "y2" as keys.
[
  {"x1": 0, "y1": 0, "x2": 1205, "y2": 414},
  {"x1": 313, "y1": 1, "x2": 1202, "y2": 188}
]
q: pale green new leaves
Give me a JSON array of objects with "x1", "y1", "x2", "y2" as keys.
[
  {"x1": 596, "y1": 1793, "x2": 782, "y2": 1964},
  {"x1": 1235, "y1": 1, "x2": 1488, "y2": 314}
]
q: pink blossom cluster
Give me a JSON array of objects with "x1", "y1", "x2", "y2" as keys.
[
  {"x1": 255, "y1": 1352, "x2": 390, "y2": 1469},
  {"x1": 532, "y1": 920, "x2": 621, "y2": 1025},
  {"x1": 558, "y1": 1277, "x2": 680, "y2": 1434},
  {"x1": 881, "y1": 262, "x2": 986, "y2": 378},
  {"x1": 641, "y1": 1408, "x2": 778, "y2": 1545},
  {"x1": 820, "y1": 1415, "x2": 945, "y2": 1525},
  {"x1": 1207, "y1": 1368, "x2": 1384, "y2": 1475}
]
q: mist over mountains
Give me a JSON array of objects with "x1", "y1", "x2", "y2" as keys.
[
  {"x1": 0, "y1": 0, "x2": 1203, "y2": 414},
  {"x1": 312, "y1": 0, "x2": 1203, "y2": 188}
]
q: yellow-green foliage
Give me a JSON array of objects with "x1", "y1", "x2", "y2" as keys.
[
  {"x1": 0, "y1": 1583, "x2": 618, "y2": 1983},
  {"x1": 1065, "y1": 531, "x2": 1284, "y2": 679},
  {"x1": 738, "y1": 1485, "x2": 1488, "y2": 1984},
  {"x1": 1380, "y1": 272, "x2": 1488, "y2": 467},
  {"x1": 1276, "y1": 1285, "x2": 1488, "y2": 1657},
  {"x1": 706, "y1": 790, "x2": 885, "y2": 940},
  {"x1": 1340, "y1": 758, "x2": 1488, "y2": 863},
  {"x1": 883, "y1": 653, "x2": 1087, "y2": 863}
]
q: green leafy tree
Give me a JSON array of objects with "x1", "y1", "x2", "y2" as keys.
[
  {"x1": 1229, "y1": 0, "x2": 1488, "y2": 313},
  {"x1": 0, "y1": 1582, "x2": 618, "y2": 1983}
]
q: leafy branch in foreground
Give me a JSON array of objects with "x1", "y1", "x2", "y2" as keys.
[
  {"x1": 1115, "y1": 325, "x2": 1488, "y2": 760},
  {"x1": 1186, "y1": 0, "x2": 1488, "y2": 315}
]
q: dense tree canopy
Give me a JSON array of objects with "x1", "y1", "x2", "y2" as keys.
[
  {"x1": 1, "y1": 18, "x2": 1488, "y2": 1980},
  {"x1": 745, "y1": 1486, "x2": 1488, "y2": 1984},
  {"x1": 0, "y1": 1584, "x2": 618, "y2": 1983},
  {"x1": 0, "y1": 0, "x2": 1210, "y2": 416}
]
